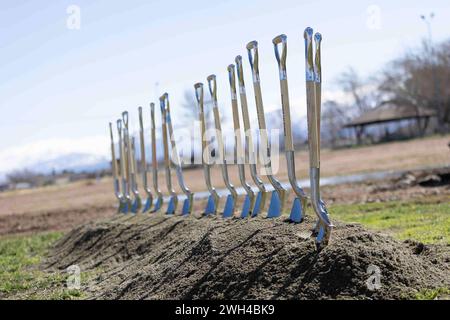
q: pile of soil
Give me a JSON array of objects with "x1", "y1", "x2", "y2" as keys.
[{"x1": 43, "y1": 213, "x2": 449, "y2": 299}]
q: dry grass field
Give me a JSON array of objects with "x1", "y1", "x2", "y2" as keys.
[{"x1": 0, "y1": 135, "x2": 448, "y2": 236}]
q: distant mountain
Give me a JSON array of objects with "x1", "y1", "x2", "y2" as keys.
[{"x1": 28, "y1": 152, "x2": 110, "y2": 175}]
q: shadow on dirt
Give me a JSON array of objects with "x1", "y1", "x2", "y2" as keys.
[{"x1": 43, "y1": 213, "x2": 449, "y2": 300}]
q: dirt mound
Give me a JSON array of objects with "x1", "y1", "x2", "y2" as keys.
[{"x1": 44, "y1": 214, "x2": 449, "y2": 299}]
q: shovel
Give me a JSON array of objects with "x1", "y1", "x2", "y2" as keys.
[
  {"x1": 159, "y1": 96, "x2": 178, "y2": 215},
  {"x1": 130, "y1": 136, "x2": 143, "y2": 213},
  {"x1": 194, "y1": 82, "x2": 220, "y2": 215},
  {"x1": 246, "y1": 41, "x2": 288, "y2": 218},
  {"x1": 116, "y1": 119, "x2": 131, "y2": 213},
  {"x1": 163, "y1": 93, "x2": 194, "y2": 215},
  {"x1": 207, "y1": 75, "x2": 238, "y2": 218},
  {"x1": 273, "y1": 34, "x2": 308, "y2": 223},
  {"x1": 227, "y1": 64, "x2": 255, "y2": 218},
  {"x1": 122, "y1": 111, "x2": 142, "y2": 214},
  {"x1": 109, "y1": 122, "x2": 125, "y2": 213},
  {"x1": 235, "y1": 55, "x2": 267, "y2": 216},
  {"x1": 138, "y1": 107, "x2": 153, "y2": 213},
  {"x1": 150, "y1": 102, "x2": 163, "y2": 212},
  {"x1": 304, "y1": 27, "x2": 333, "y2": 246}
]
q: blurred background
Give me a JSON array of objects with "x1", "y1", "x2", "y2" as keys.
[{"x1": 0, "y1": 0, "x2": 449, "y2": 189}]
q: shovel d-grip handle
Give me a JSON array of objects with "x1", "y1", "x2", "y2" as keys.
[
  {"x1": 246, "y1": 41, "x2": 260, "y2": 82},
  {"x1": 273, "y1": 34, "x2": 287, "y2": 74},
  {"x1": 207, "y1": 74, "x2": 218, "y2": 103},
  {"x1": 207, "y1": 72, "x2": 228, "y2": 159},
  {"x1": 194, "y1": 82, "x2": 204, "y2": 108},
  {"x1": 122, "y1": 111, "x2": 129, "y2": 130},
  {"x1": 273, "y1": 34, "x2": 293, "y2": 152},
  {"x1": 194, "y1": 83, "x2": 208, "y2": 163},
  {"x1": 246, "y1": 41, "x2": 266, "y2": 131},
  {"x1": 207, "y1": 75, "x2": 224, "y2": 157}
]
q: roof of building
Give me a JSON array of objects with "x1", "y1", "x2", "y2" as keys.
[{"x1": 343, "y1": 104, "x2": 436, "y2": 127}]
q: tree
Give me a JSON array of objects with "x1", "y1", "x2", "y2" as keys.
[
  {"x1": 180, "y1": 89, "x2": 199, "y2": 123},
  {"x1": 378, "y1": 40, "x2": 450, "y2": 134},
  {"x1": 179, "y1": 88, "x2": 215, "y2": 163},
  {"x1": 338, "y1": 67, "x2": 379, "y2": 116},
  {"x1": 6, "y1": 169, "x2": 41, "y2": 187},
  {"x1": 334, "y1": 68, "x2": 381, "y2": 144},
  {"x1": 321, "y1": 101, "x2": 351, "y2": 147}
]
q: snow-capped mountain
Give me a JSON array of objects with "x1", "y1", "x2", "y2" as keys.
[{"x1": 30, "y1": 152, "x2": 110, "y2": 174}]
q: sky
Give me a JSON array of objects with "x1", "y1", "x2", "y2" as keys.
[{"x1": 0, "y1": 0, "x2": 449, "y2": 176}]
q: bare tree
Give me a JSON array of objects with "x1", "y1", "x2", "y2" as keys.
[
  {"x1": 378, "y1": 39, "x2": 450, "y2": 134},
  {"x1": 338, "y1": 67, "x2": 379, "y2": 116},
  {"x1": 180, "y1": 88, "x2": 214, "y2": 128},
  {"x1": 6, "y1": 169, "x2": 42, "y2": 187},
  {"x1": 179, "y1": 88, "x2": 215, "y2": 162},
  {"x1": 180, "y1": 89, "x2": 199, "y2": 123},
  {"x1": 335, "y1": 68, "x2": 381, "y2": 144},
  {"x1": 321, "y1": 101, "x2": 351, "y2": 147}
]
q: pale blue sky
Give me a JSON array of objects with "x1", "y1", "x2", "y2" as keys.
[{"x1": 0, "y1": 0, "x2": 449, "y2": 173}]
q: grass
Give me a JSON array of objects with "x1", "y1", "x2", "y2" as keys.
[
  {"x1": 0, "y1": 232, "x2": 87, "y2": 300},
  {"x1": 0, "y1": 198, "x2": 448, "y2": 299},
  {"x1": 331, "y1": 200, "x2": 450, "y2": 245},
  {"x1": 414, "y1": 287, "x2": 450, "y2": 300}
]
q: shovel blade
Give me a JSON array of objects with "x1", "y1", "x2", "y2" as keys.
[
  {"x1": 204, "y1": 195, "x2": 217, "y2": 215},
  {"x1": 289, "y1": 197, "x2": 303, "y2": 223},
  {"x1": 267, "y1": 190, "x2": 281, "y2": 218},
  {"x1": 240, "y1": 195, "x2": 252, "y2": 218},
  {"x1": 222, "y1": 194, "x2": 235, "y2": 218},
  {"x1": 118, "y1": 201, "x2": 127, "y2": 214},
  {"x1": 131, "y1": 196, "x2": 142, "y2": 214},
  {"x1": 166, "y1": 196, "x2": 177, "y2": 215},
  {"x1": 316, "y1": 225, "x2": 325, "y2": 243},
  {"x1": 181, "y1": 197, "x2": 192, "y2": 215},
  {"x1": 251, "y1": 192, "x2": 263, "y2": 217},
  {"x1": 142, "y1": 197, "x2": 152, "y2": 213},
  {"x1": 151, "y1": 197, "x2": 163, "y2": 213}
]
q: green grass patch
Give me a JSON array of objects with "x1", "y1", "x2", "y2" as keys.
[
  {"x1": 1, "y1": 198, "x2": 448, "y2": 299},
  {"x1": 0, "y1": 232, "x2": 88, "y2": 300},
  {"x1": 331, "y1": 200, "x2": 450, "y2": 244},
  {"x1": 414, "y1": 287, "x2": 450, "y2": 300}
]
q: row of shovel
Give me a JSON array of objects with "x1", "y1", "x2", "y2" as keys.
[{"x1": 108, "y1": 27, "x2": 333, "y2": 246}]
